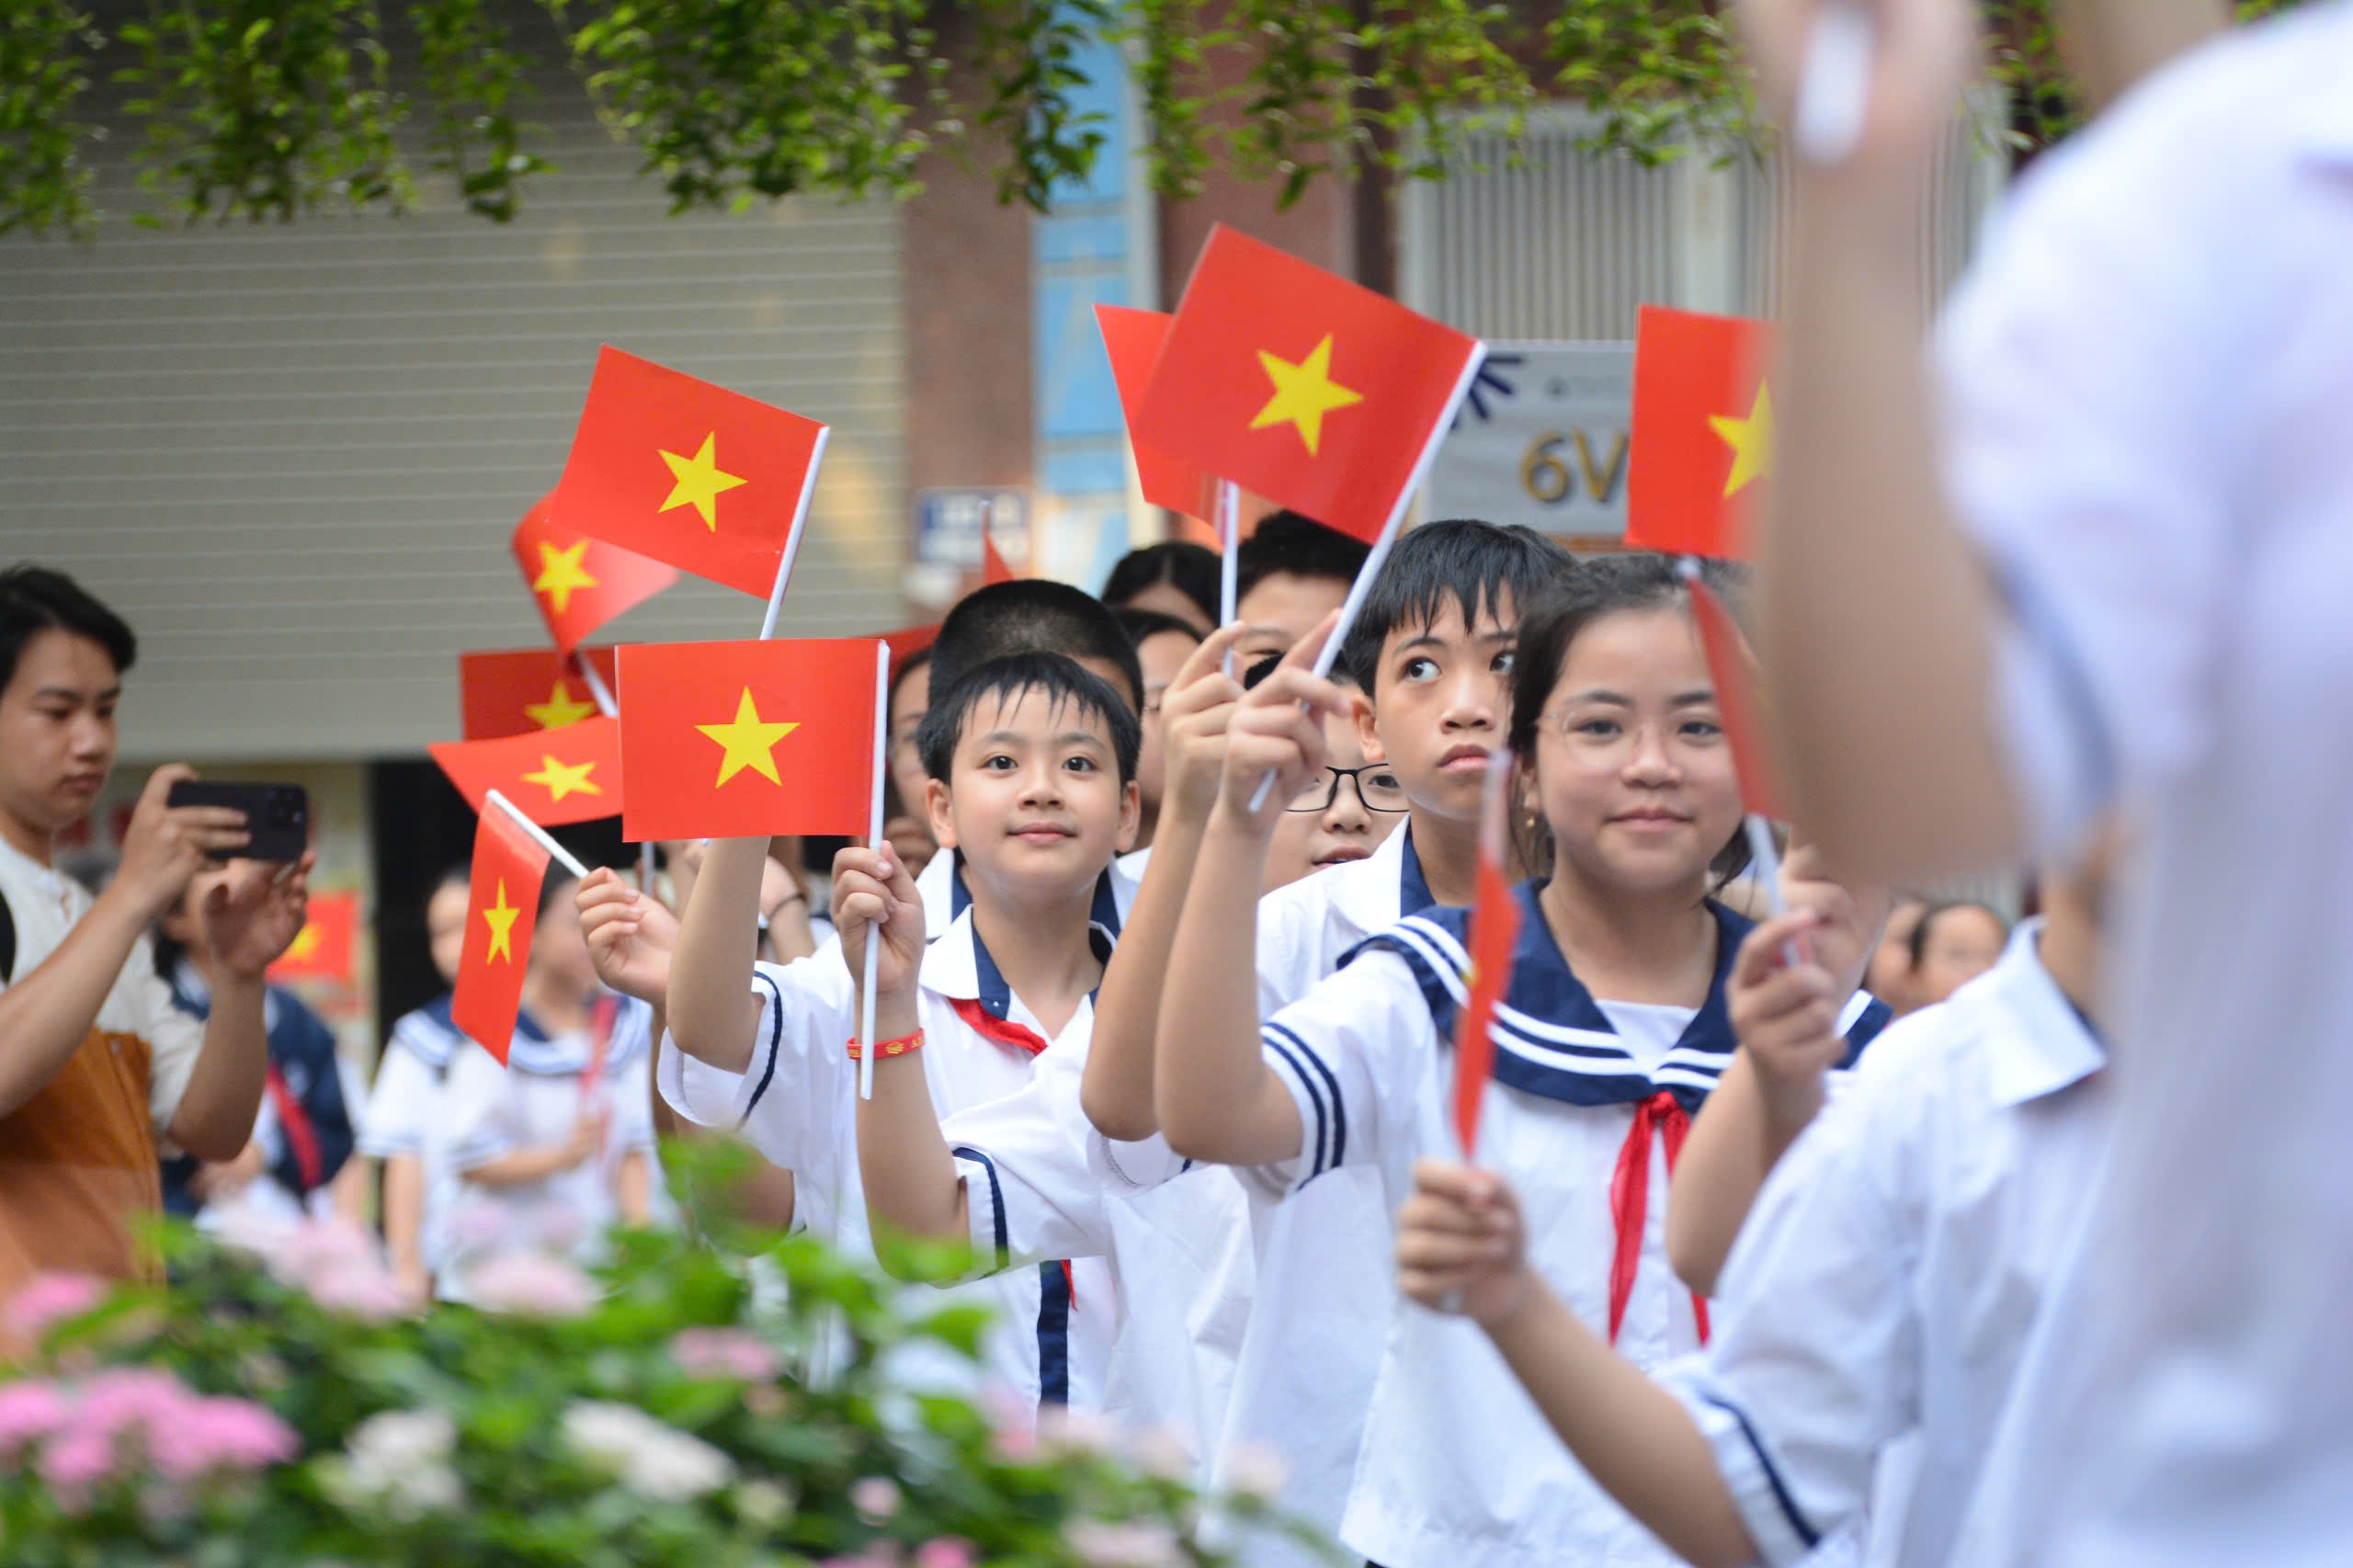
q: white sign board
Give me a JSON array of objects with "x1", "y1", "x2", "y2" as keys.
[{"x1": 1425, "y1": 343, "x2": 1632, "y2": 542}]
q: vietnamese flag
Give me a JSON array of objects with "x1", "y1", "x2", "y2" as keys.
[
  {"x1": 1681, "y1": 569, "x2": 1786, "y2": 822},
  {"x1": 430, "y1": 716, "x2": 622, "y2": 827},
  {"x1": 551, "y1": 346, "x2": 830, "y2": 598},
  {"x1": 982, "y1": 532, "x2": 1017, "y2": 586},
  {"x1": 267, "y1": 890, "x2": 358, "y2": 983},
  {"x1": 459, "y1": 647, "x2": 619, "y2": 741},
  {"x1": 1096, "y1": 304, "x2": 1217, "y2": 521},
  {"x1": 511, "y1": 492, "x2": 679, "y2": 657},
  {"x1": 618, "y1": 638, "x2": 881, "y2": 841},
  {"x1": 881, "y1": 623, "x2": 940, "y2": 678},
  {"x1": 1136, "y1": 226, "x2": 1483, "y2": 545},
  {"x1": 1627, "y1": 306, "x2": 1774, "y2": 559},
  {"x1": 452, "y1": 807, "x2": 549, "y2": 1063},
  {"x1": 1452, "y1": 754, "x2": 1523, "y2": 1161}
]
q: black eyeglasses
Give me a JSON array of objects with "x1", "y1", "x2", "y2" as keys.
[{"x1": 1286, "y1": 765, "x2": 1410, "y2": 814}]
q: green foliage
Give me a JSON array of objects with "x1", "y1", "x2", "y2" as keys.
[{"x1": 0, "y1": 2, "x2": 103, "y2": 236}]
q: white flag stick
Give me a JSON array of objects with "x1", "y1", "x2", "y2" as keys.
[
  {"x1": 1245, "y1": 341, "x2": 1491, "y2": 811},
  {"x1": 1217, "y1": 480, "x2": 1241, "y2": 676},
  {"x1": 638, "y1": 842, "x2": 656, "y2": 895},
  {"x1": 1793, "y1": 1, "x2": 1874, "y2": 165},
  {"x1": 858, "y1": 637, "x2": 891, "y2": 1101},
  {"x1": 573, "y1": 652, "x2": 619, "y2": 719},
  {"x1": 484, "y1": 789, "x2": 591, "y2": 879},
  {"x1": 758, "y1": 424, "x2": 833, "y2": 640}
]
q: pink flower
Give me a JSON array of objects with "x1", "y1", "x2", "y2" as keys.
[
  {"x1": 73, "y1": 1367, "x2": 184, "y2": 1439},
  {"x1": 850, "y1": 1475, "x2": 903, "y2": 1522},
  {"x1": 819, "y1": 1551, "x2": 900, "y2": 1568},
  {"x1": 147, "y1": 1396, "x2": 298, "y2": 1480},
  {"x1": 466, "y1": 1251, "x2": 597, "y2": 1318},
  {"x1": 0, "y1": 1380, "x2": 68, "y2": 1460},
  {"x1": 669, "y1": 1328, "x2": 782, "y2": 1383},
  {"x1": 306, "y1": 1264, "x2": 414, "y2": 1323},
  {"x1": 40, "y1": 1427, "x2": 119, "y2": 1496},
  {"x1": 1217, "y1": 1437, "x2": 1290, "y2": 1502},
  {"x1": 5, "y1": 1272, "x2": 105, "y2": 1344},
  {"x1": 1063, "y1": 1519, "x2": 1183, "y2": 1568},
  {"x1": 914, "y1": 1538, "x2": 978, "y2": 1568}
]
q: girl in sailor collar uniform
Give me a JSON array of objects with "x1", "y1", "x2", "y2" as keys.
[{"x1": 1157, "y1": 555, "x2": 1885, "y2": 1568}]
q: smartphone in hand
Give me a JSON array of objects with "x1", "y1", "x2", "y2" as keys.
[{"x1": 164, "y1": 781, "x2": 310, "y2": 863}]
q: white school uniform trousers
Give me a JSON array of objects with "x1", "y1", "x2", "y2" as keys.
[
  {"x1": 1928, "y1": 9, "x2": 2353, "y2": 1562},
  {"x1": 1658, "y1": 921, "x2": 2108, "y2": 1568},
  {"x1": 1256, "y1": 883, "x2": 1887, "y2": 1568},
  {"x1": 656, "y1": 904, "x2": 1119, "y2": 1419},
  {"x1": 358, "y1": 993, "x2": 468, "y2": 1275},
  {"x1": 439, "y1": 997, "x2": 658, "y2": 1297}
]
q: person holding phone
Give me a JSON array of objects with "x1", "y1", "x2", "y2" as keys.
[{"x1": 0, "y1": 564, "x2": 313, "y2": 1315}]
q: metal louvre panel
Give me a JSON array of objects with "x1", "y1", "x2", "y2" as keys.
[{"x1": 0, "y1": 74, "x2": 905, "y2": 763}]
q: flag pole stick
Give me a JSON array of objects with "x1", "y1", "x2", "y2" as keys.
[
  {"x1": 484, "y1": 790, "x2": 591, "y2": 879},
  {"x1": 858, "y1": 637, "x2": 891, "y2": 1101},
  {"x1": 979, "y1": 494, "x2": 995, "y2": 583},
  {"x1": 759, "y1": 425, "x2": 832, "y2": 641},
  {"x1": 573, "y1": 652, "x2": 619, "y2": 719},
  {"x1": 1245, "y1": 342, "x2": 1491, "y2": 811},
  {"x1": 1216, "y1": 481, "x2": 1240, "y2": 677},
  {"x1": 638, "y1": 842, "x2": 656, "y2": 897}
]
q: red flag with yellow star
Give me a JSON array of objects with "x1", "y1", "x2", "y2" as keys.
[
  {"x1": 1135, "y1": 226, "x2": 1483, "y2": 545},
  {"x1": 267, "y1": 890, "x2": 358, "y2": 984},
  {"x1": 452, "y1": 807, "x2": 549, "y2": 1064},
  {"x1": 1681, "y1": 570, "x2": 1786, "y2": 821},
  {"x1": 459, "y1": 648, "x2": 619, "y2": 741},
  {"x1": 1627, "y1": 306, "x2": 1774, "y2": 560},
  {"x1": 1095, "y1": 304, "x2": 1217, "y2": 521},
  {"x1": 511, "y1": 492, "x2": 679, "y2": 657},
  {"x1": 1452, "y1": 753, "x2": 1522, "y2": 1161},
  {"x1": 551, "y1": 347, "x2": 831, "y2": 598},
  {"x1": 618, "y1": 638, "x2": 881, "y2": 841},
  {"x1": 429, "y1": 717, "x2": 623, "y2": 827}
]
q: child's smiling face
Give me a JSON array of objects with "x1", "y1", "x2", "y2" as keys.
[{"x1": 929, "y1": 686, "x2": 1138, "y2": 900}]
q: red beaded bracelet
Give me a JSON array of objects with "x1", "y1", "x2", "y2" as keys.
[{"x1": 847, "y1": 1028, "x2": 925, "y2": 1062}]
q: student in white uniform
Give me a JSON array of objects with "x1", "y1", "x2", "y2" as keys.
[
  {"x1": 1393, "y1": 839, "x2": 2115, "y2": 1568},
  {"x1": 439, "y1": 873, "x2": 655, "y2": 1297},
  {"x1": 659, "y1": 653, "x2": 1142, "y2": 1420},
  {"x1": 1083, "y1": 519, "x2": 1571, "y2": 1536},
  {"x1": 1736, "y1": 5, "x2": 2347, "y2": 1560},
  {"x1": 1157, "y1": 556, "x2": 1885, "y2": 1568},
  {"x1": 358, "y1": 865, "x2": 470, "y2": 1303},
  {"x1": 1111, "y1": 606, "x2": 1205, "y2": 868}
]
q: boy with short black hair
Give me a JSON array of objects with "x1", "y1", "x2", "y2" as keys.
[
  {"x1": 659, "y1": 652, "x2": 1142, "y2": 1418},
  {"x1": 1233, "y1": 510, "x2": 1373, "y2": 665}
]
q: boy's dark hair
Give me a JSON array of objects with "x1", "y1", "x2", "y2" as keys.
[
  {"x1": 1906, "y1": 900, "x2": 2007, "y2": 970},
  {"x1": 1112, "y1": 607, "x2": 1204, "y2": 653},
  {"x1": 1235, "y1": 511, "x2": 1371, "y2": 604},
  {"x1": 917, "y1": 652, "x2": 1143, "y2": 787},
  {"x1": 931, "y1": 580, "x2": 1145, "y2": 713},
  {"x1": 0, "y1": 565, "x2": 137, "y2": 696},
  {"x1": 1504, "y1": 552, "x2": 1753, "y2": 888},
  {"x1": 1101, "y1": 542, "x2": 1221, "y2": 628},
  {"x1": 537, "y1": 869, "x2": 583, "y2": 918},
  {"x1": 888, "y1": 646, "x2": 932, "y2": 711},
  {"x1": 1337, "y1": 519, "x2": 1570, "y2": 691}
]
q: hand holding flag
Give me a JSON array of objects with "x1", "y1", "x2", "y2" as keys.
[{"x1": 1452, "y1": 749, "x2": 1523, "y2": 1163}]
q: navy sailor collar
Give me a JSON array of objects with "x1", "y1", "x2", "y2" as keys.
[{"x1": 1342, "y1": 881, "x2": 1889, "y2": 1111}]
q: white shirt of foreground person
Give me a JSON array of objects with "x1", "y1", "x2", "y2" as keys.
[
  {"x1": 1659, "y1": 921, "x2": 2108, "y2": 1568},
  {"x1": 1931, "y1": 9, "x2": 2353, "y2": 1562}
]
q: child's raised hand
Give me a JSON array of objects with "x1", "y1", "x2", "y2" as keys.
[
  {"x1": 575, "y1": 869, "x2": 677, "y2": 1005},
  {"x1": 1729, "y1": 909, "x2": 1847, "y2": 1132},
  {"x1": 1397, "y1": 1159, "x2": 1537, "y2": 1330},
  {"x1": 1160, "y1": 622, "x2": 1251, "y2": 824},
  {"x1": 832, "y1": 842, "x2": 925, "y2": 997},
  {"x1": 1221, "y1": 611, "x2": 1352, "y2": 832},
  {"x1": 1778, "y1": 840, "x2": 1892, "y2": 1002}
]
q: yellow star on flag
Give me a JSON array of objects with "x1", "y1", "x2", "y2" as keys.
[
  {"x1": 696, "y1": 687, "x2": 800, "y2": 787},
  {"x1": 521, "y1": 754, "x2": 603, "y2": 803},
  {"x1": 1250, "y1": 334, "x2": 1364, "y2": 458},
  {"x1": 658, "y1": 431, "x2": 749, "y2": 530},
  {"x1": 482, "y1": 879, "x2": 521, "y2": 964},
  {"x1": 285, "y1": 923, "x2": 322, "y2": 963},
  {"x1": 524, "y1": 679, "x2": 597, "y2": 731},
  {"x1": 1707, "y1": 381, "x2": 1775, "y2": 499},
  {"x1": 532, "y1": 540, "x2": 599, "y2": 614}
]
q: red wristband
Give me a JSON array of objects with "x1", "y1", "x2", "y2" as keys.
[{"x1": 847, "y1": 1028, "x2": 924, "y2": 1062}]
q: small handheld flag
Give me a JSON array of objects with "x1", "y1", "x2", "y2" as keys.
[
  {"x1": 460, "y1": 647, "x2": 620, "y2": 741},
  {"x1": 1095, "y1": 303, "x2": 1217, "y2": 521},
  {"x1": 511, "y1": 493, "x2": 679, "y2": 657},
  {"x1": 430, "y1": 718, "x2": 623, "y2": 827},
  {"x1": 1678, "y1": 561, "x2": 1793, "y2": 927},
  {"x1": 452, "y1": 804, "x2": 551, "y2": 1063},
  {"x1": 1627, "y1": 306, "x2": 1774, "y2": 560},
  {"x1": 617, "y1": 638, "x2": 883, "y2": 842},
  {"x1": 267, "y1": 891, "x2": 358, "y2": 983},
  {"x1": 982, "y1": 528, "x2": 1017, "y2": 587},
  {"x1": 1452, "y1": 750, "x2": 1522, "y2": 1162},
  {"x1": 880, "y1": 623, "x2": 941, "y2": 676},
  {"x1": 1136, "y1": 225, "x2": 1484, "y2": 547},
  {"x1": 551, "y1": 346, "x2": 831, "y2": 621}
]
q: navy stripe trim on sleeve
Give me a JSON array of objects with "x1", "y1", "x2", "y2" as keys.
[
  {"x1": 1035, "y1": 1261, "x2": 1073, "y2": 1409},
  {"x1": 1262, "y1": 1023, "x2": 1330, "y2": 1180},
  {"x1": 949, "y1": 1143, "x2": 1011, "y2": 1272},
  {"x1": 734, "y1": 971, "x2": 788, "y2": 1129},
  {"x1": 1701, "y1": 1392, "x2": 1821, "y2": 1552},
  {"x1": 1290, "y1": 1026, "x2": 1347, "y2": 1173}
]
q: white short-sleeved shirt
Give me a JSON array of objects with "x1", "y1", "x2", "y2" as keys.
[
  {"x1": 655, "y1": 907, "x2": 1118, "y2": 1420},
  {"x1": 440, "y1": 997, "x2": 657, "y2": 1298},
  {"x1": 1659, "y1": 922, "x2": 2108, "y2": 1568},
  {"x1": 1255, "y1": 887, "x2": 1885, "y2": 1568},
  {"x1": 1932, "y1": 10, "x2": 2353, "y2": 1562},
  {"x1": 359, "y1": 994, "x2": 466, "y2": 1270},
  {"x1": 0, "y1": 838, "x2": 204, "y2": 1140}
]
